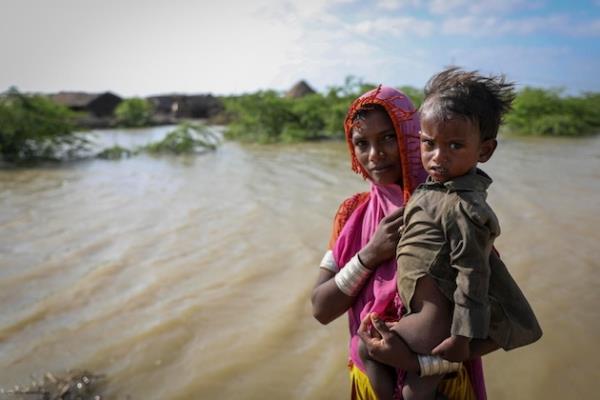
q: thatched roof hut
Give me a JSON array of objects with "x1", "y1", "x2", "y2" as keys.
[
  {"x1": 50, "y1": 92, "x2": 122, "y2": 117},
  {"x1": 286, "y1": 80, "x2": 316, "y2": 98}
]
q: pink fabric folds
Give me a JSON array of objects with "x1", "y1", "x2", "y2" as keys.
[{"x1": 333, "y1": 182, "x2": 405, "y2": 372}]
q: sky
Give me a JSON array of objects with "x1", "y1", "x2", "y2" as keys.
[{"x1": 1, "y1": 0, "x2": 599, "y2": 96}]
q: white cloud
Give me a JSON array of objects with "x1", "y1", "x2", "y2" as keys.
[
  {"x1": 0, "y1": 0, "x2": 597, "y2": 95},
  {"x1": 441, "y1": 14, "x2": 600, "y2": 37},
  {"x1": 429, "y1": 0, "x2": 535, "y2": 15},
  {"x1": 353, "y1": 16, "x2": 434, "y2": 37},
  {"x1": 375, "y1": 0, "x2": 421, "y2": 11}
]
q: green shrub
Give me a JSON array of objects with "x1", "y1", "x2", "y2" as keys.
[
  {"x1": 115, "y1": 98, "x2": 153, "y2": 127},
  {"x1": 528, "y1": 114, "x2": 587, "y2": 136},
  {"x1": 97, "y1": 145, "x2": 135, "y2": 159},
  {"x1": 505, "y1": 87, "x2": 600, "y2": 136},
  {"x1": 0, "y1": 87, "x2": 88, "y2": 162},
  {"x1": 144, "y1": 122, "x2": 219, "y2": 154}
]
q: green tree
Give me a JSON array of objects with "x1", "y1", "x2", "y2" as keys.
[
  {"x1": 0, "y1": 87, "x2": 88, "y2": 162},
  {"x1": 505, "y1": 87, "x2": 600, "y2": 136},
  {"x1": 223, "y1": 91, "x2": 299, "y2": 143},
  {"x1": 114, "y1": 98, "x2": 153, "y2": 127}
]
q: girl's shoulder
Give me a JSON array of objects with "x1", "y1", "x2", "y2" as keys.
[{"x1": 328, "y1": 192, "x2": 369, "y2": 249}]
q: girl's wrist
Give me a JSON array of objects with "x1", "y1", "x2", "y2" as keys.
[{"x1": 357, "y1": 248, "x2": 378, "y2": 270}]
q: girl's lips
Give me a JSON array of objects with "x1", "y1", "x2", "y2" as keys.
[{"x1": 371, "y1": 165, "x2": 392, "y2": 172}]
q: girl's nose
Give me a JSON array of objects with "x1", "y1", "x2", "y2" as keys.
[{"x1": 369, "y1": 145, "x2": 384, "y2": 161}]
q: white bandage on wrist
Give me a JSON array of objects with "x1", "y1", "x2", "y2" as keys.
[
  {"x1": 334, "y1": 254, "x2": 372, "y2": 296},
  {"x1": 319, "y1": 250, "x2": 338, "y2": 273},
  {"x1": 417, "y1": 355, "x2": 462, "y2": 377}
]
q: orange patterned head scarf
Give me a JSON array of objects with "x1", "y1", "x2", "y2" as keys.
[{"x1": 344, "y1": 85, "x2": 426, "y2": 203}]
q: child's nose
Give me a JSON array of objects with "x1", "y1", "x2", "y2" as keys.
[{"x1": 432, "y1": 148, "x2": 447, "y2": 163}]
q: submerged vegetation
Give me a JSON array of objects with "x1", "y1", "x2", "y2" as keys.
[
  {"x1": 96, "y1": 145, "x2": 135, "y2": 160},
  {"x1": 144, "y1": 121, "x2": 220, "y2": 154},
  {"x1": 1, "y1": 80, "x2": 598, "y2": 165},
  {"x1": 1, "y1": 370, "x2": 104, "y2": 400},
  {"x1": 0, "y1": 88, "x2": 219, "y2": 163},
  {"x1": 95, "y1": 122, "x2": 221, "y2": 160},
  {"x1": 0, "y1": 87, "x2": 89, "y2": 162}
]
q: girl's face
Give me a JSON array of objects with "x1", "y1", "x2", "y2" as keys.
[
  {"x1": 351, "y1": 109, "x2": 403, "y2": 185},
  {"x1": 419, "y1": 116, "x2": 496, "y2": 183}
]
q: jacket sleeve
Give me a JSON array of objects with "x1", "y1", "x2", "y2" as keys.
[{"x1": 445, "y1": 196, "x2": 498, "y2": 339}]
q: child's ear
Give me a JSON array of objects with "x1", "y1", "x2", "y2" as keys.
[{"x1": 478, "y1": 139, "x2": 497, "y2": 163}]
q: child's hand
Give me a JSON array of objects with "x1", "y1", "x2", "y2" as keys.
[{"x1": 431, "y1": 335, "x2": 470, "y2": 362}]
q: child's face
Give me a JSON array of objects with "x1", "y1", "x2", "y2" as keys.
[{"x1": 419, "y1": 116, "x2": 495, "y2": 183}]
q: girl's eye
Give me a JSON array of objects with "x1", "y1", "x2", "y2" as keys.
[
  {"x1": 354, "y1": 140, "x2": 368, "y2": 149},
  {"x1": 384, "y1": 134, "x2": 396, "y2": 142}
]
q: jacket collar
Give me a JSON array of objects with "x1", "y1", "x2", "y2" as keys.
[{"x1": 422, "y1": 168, "x2": 492, "y2": 192}]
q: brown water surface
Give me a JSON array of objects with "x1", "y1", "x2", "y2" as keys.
[{"x1": 1, "y1": 128, "x2": 598, "y2": 399}]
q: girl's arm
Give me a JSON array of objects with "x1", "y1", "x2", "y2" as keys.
[
  {"x1": 358, "y1": 312, "x2": 499, "y2": 373},
  {"x1": 311, "y1": 207, "x2": 405, "y2": 325}
]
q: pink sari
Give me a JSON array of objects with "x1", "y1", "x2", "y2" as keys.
[{"x1": 333, "y1": 86, "x2": 486, "y2": 399}]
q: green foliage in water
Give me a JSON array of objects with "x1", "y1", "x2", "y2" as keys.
[
  {"x1": 0, "y1": 87, "x2": 89, "y2": 162},
  {"x1": 505, "y1": 88, "x2": 600, "y2": 136},
  {"x1": 97, "y1": 145, "x2": 135, "y2": 160},
  {"x1": 115, "y1": 98, "x2": 154, "y2": 127},
  {"x1": 144, "y1": 122, "x2": 220, "y2": 154}
]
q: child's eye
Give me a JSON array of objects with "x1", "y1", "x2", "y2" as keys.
[
  {"x1": 421, "y1": 138, "x2": 433, "y2": 148},
  {"x1": 450, "y1": 143, "x2": 462, "y2": 150},
  {"x1": 384, "y1": 134, "x2": 396, "y2": 142}
]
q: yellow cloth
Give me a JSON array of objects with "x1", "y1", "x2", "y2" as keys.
[{"x1": 349, "y1": 363, "x2": 476, "y2": 400}]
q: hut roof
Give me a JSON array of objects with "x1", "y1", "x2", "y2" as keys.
[
  {"x1": 50, "y1": 91, "x2": 120, "y2": 107},
  {"x1": 286, "y1": 80, "x2": 316, "y2": 98}
]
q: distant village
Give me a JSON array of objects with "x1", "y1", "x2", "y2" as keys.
[{"x1": 46, "y1": 80, "x2": 316, "y2": 129}]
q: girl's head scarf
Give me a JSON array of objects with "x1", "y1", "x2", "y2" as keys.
[
  {"x1": 334, "y1": 85, "x2": 425, "y2": 372},
  {"x1": 334, "y1": 86, "x2": 486, "y2": 399}
]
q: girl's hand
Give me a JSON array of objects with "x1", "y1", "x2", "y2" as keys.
[
  {"x1": 432, "y1": 335, "x2": 471, "y2": 362},
  {"x1": 358, "y1": 313, "x2": 418, "y2": 371},
  {"x1": 359, "y1": 207, "x2": 404, "y2": 269}
]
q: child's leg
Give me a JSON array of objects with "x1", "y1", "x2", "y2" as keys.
[
  {"x1": 359, "y1": 339, "x2": 396, "y2": 400},
  {"x1": 393, "y1": 276, "x2": 453, "y2": 399},
  {"x1": 402, "y1": 372, "x2": 444, "y2": 400},
  {"x1": 393, "y1": 275, "x2": 453, "y2": 354}
]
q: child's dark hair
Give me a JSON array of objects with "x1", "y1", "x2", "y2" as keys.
[{"x1": 420, "y1": 67, "x2": 516, "y2": 140}]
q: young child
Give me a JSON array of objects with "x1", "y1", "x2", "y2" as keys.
[{"x1": 360, "y1": 67, "x2": 542, "y2": 400}]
